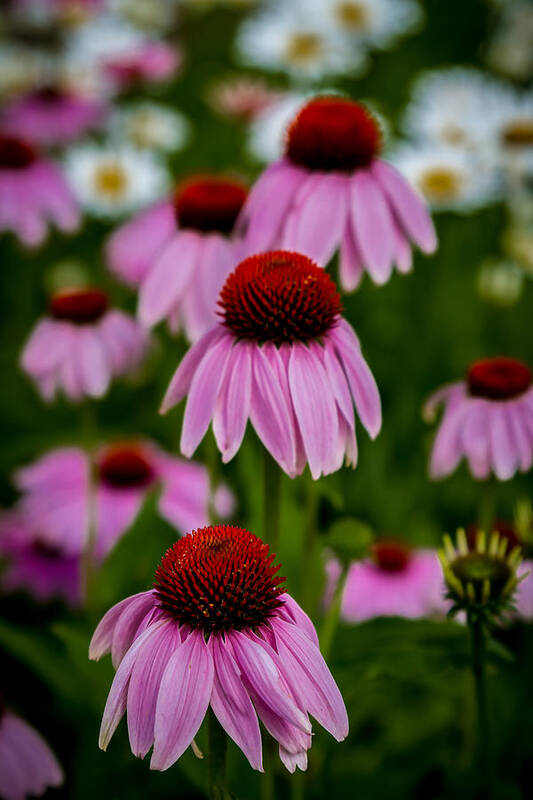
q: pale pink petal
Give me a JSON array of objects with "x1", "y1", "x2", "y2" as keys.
[
  {"x1": 89, "y1": 591, "x2": 155, "y2": 661},
  {"x1": 208, "y1": 635, "x2": 263, "y2": 771},
  {"x1": 350, "y1": 171, "x2": 394, "y2": 284},
  {"x1": 489, "y1": 404, "x2": 518, "y2": 480},
  {"x1": 76, "y1": 326, "x2": 111, "y2": 398},
  {"x1": 151, "y1": 630, "x2": 214, "y2": 771},
  {"x1": 111, "y1": 591, "x2": 158, "y2": 668},
  {"x1": 339, "y1": 222, "x2": 364, "y2": 292},
  {"x1": 213, "y1": 340, "x2": 253, "y2": 463},
  {"x1": 160, "y1": 326, "x2": 226, "y2": 413},
  {"x1": 372, "y1": 160, "x2": 437, "y2": 254}
]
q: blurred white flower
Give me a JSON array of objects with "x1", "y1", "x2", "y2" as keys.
[
  {"x1": 306, "y1": 0, "x2": 423, "y2": 48},
  {"x1": 390, "y1": 144, "x2": 500, "y2": 212},
  {"x1": 402, "y1": 67, "x2": 499, "y2": 152},
  {"x1": 110, "y1": 0, "x2": 180, "y2": 30},
  {"x1": 487, "y1": 0, "x2": 533, "y2": 81},
  {"x1": 482, "y1": 90, "x2": 533, "y2": 178},
  {"x1": 110, "y1": 103, "x2": 190, "y2": 151},
  {"x1": 64, "y1": 143, "x2": 169, "y2": 218},
  {"x1": 477, "y1": 259, "x2": 524, "y2": 307},
  {"x1": 246, "y1": 92, "x2": 307, "y2": 163},
  {"x1": 235, "y1": 1, "x2": 366, "y2": 81}
]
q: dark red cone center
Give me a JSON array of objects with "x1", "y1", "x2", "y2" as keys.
[
  {"x1": 174, "y1": 177, "x2": 247, "y2": 234},
  {"x1": 467, "y1": 357, "x2": 532, "y2": 400},
  {"x1": 31, "y1": 86, "x2": 66, "y2": 104},
  {"x1": 50, "y1": 288, "x2": 109, "y2": 324},
  {"x1": 99, "y1": 445, "x2": 155, "y2": 489},
  {"x1": 0, "y1": 135, "x2": 37, "y2": 170},
  {"x1": 372, "y1": 540, "x2": 411, "y2": 573},
  {"x1": 219, "y1": 250, "x2": 342, "y2": 344},
  {"x1": 154, "y1": 525, "x2": 285, "y2": 632},
  {"x1": 286, "y1": 96, "x2": 381, "y2": 172}
]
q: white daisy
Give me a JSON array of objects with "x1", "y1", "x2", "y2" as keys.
[
  {"x1": 389, "y1": 144, "x2": 500, "y2": 212},
  {"x1": 235, "y1": 1, "x2": 366, "y2": 81},
  {"x1": 110, "y1": 103, "x2": 190, "y2": 152},
  {"x1": 65, "y1": 15, "x2": 147, "y2": 69},
  {"x1": 306, "y1": 0, "x2": 423, "y2": 48},
  {"x1": 483, "y1": 89, "x2": 533, "y2": 176},
  {"x1": 246, "y1": 92, "x2": 307, "y2": 163},
  {"x1": 64, "y1": 143, "x2": 169, "y2": 218}
]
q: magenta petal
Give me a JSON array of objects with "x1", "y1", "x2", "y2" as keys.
[
  {"x1": 213, "y1": 341, "x2": 253, "y2": 463},
  {"x1": 99, "y1": 622, "x2": 165, "y2": 751},
  {"x1": 209, "y1": 635, "x2": 263, "y2": 772},
  {"x1": 180, "y1": 334, "x2": 233, "y2": 457},
  {"x1": 151, "y1": 631, "x2": 214, "y2": 771},
  {"x1": 250, "y1": 346, "x2": 297, "y2": 477},
  {"x1": 270, "y1": 618, "x2": 348, "y2": 741},
  {"x1": 229, "y1": 631, "x2": 310, "y2": 733},
  {"x1": 89, "y1": 591, "x2": 154, "y2": 661},
  {"x1": 329, "y1": 325, "x2": 381, "y2": 438},
  {"x1": 160, "y1": 326, "x2": 226, "y2": 413},
  {"x1": 127, "y1": 619, "x2": 181, "y2": 759},
  {"x1": 339, "y1": 221, "x2": 364, "y2": 292},
  {"x1": 288, "y1": 344, "x2": 339, "y2": 479},
  {"x1": 106, "y1": 201, "x2": 175, "y2": 286},
  {"x1": 350, "y1": 171, "x2": 394, "y2": 283},
  {"x1": 372, "y1": 160, "x2": 437, "y2": 254},
  {"x1": 111, "y1": 591, "x2": 158, "y2": 668},
  {"x1": 138, "y1": 231, "x2": 199, "y2": 327}
]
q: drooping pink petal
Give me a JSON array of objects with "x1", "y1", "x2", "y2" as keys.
[
  {"x1": 89, "y1": 591, "x2": 155, "y2": 661},
  {"x1": 180, "y1": 333, "x2": 233, "y2": 457},
  {"x1": 460, "y1": 401, "x2": 491, "y2": 480},
  {"x1": 213, "y1": 340, "x2": 253, "y2": 463},
  {"x1": 507, "y1": 403, "x2": 533, "y2": 472},
  {"x1": 250, "y1": 345, "x2": 297, "y2": 476},
  {"x1": 99, "y1": 622, "x2": 165, "y2": 751},
  {"x1": 208, "y1": 634, "x2": 263, "y2": 771},
  {"x1": 288, "y1": 343, "x2": 339, "y2": 479},
  {"x1": 76, "y1": 326, "x2": 111, "y2": 398},
  {"x1": 106, "y1": 200, "x2": 176, "y2": 286},
  {"x1": 429, "y1": 400, "x2": 470, "y2": 479},
  {"x1": 350, "y1": 171, "x2": 394, "y2": 283},
  {"x1": 371, "y1": 160, "x2": 437, "y2": 254},
  {"x1": 160, "y1": 326, "x2": 226, "y2": 414},
  {"x1": 329, "y1": 325, "x2": 381, "y2": 439},
  {"x1": 138, "y1": 231, "x2": 200, "y2": 327},
  {"x1": 488, "y1": 404, "x2": 518, "y2": 480},
  {"x1": 339, "y1": 222, "x2": 364, "y2": 291},
  {"x1": 151, "y1": 630, "x2": 214, "y2": 771},
  {"x1": 111, "y1": 591, "x2": 158, "y2": 668},
  {"x1": 127, "y1": 619, "x2": 181, "y2": 759},
  {"x1": 279, "y1": 746, "x2": 308, "y2": 774},
  {"x1": 228, "y1": 630, "x2": 310, "y2": 733},
  {"x1": 270, "y1": 618, "x2": 348, "y2": 741},
  {"x1": 276, "y1": 594, "x2": 319, "y2": 647}
]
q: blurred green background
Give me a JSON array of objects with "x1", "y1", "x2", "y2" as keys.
[{"x1": 1, "y1": 1, "x2": 532, "y2": 798}]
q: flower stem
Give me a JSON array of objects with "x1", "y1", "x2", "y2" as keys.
[
  {"x1": 262, "y1": 450, "x2": 281, "y2": 549},
  {"x1": 319, "y1": 564, "x2": 347, "y2": 661},
  {"x1": 468, "y1": 614, "x2": 491, "y2": 793},
  {"x1": 208, "y1": 708, "x2": 228, "y2": 800}
]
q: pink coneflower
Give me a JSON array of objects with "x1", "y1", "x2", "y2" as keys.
[
  {"x1": 0, "y1": 134, "x2": 79, "y2": 247},
  {"x1": 161, "y1": 250, "x2": 381, "y2": 479},
  {"x1": 327, "y1": 540, "x2": 447, "y2": 621},
  {"x1": 1, "y1": 87, "x2": 107, "y2": 148},
  {"x1": 0, "y1": 702, "x2": 63, "y2": 800},
  {"x1": 14, "y1": 442, "x2": 233, "y2": 561},
  {"x1": 90, "y1": 525, "x2": 348, "y2": 773},
  {"x1": 103, "y1": 41, "x2": 180, "y2": 90},
  {"x1": 208, "y1": 77, "x2": 281, "y2": 122},
  {"x1": 424, "y1": 357, "x2": 533, "y2": 481},
  {"x1": 107, "y1": 176, "x2": 248, "y2": 341},
  {"x1": 0, "y1": 512, "x2": 81, "y2": 606},
  {"x1": 238, "y1": 96, "x2": 437, "y2": 291},
  {"x1": 20, "y1": 287, "x2": 148, "y2": 402}
]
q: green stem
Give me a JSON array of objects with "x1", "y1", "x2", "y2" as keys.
[
  {"x1": 300, "y1": 478, "x2": 319, "y2": 610},
  {"x1": 208, "y1": 709, "x2": 228, "y2": 800},
  {"x1": 478, "y1": 481, "x2": 495, "y2": 534},
  {"x1": 262, "y1": 450, "x2": 281, "y2": 549},
  {"x1": 319, "y1": 564, "x2": 347, "y2": 661},
  {"x1": 469, "y1": 615, "x2": 491, "y2": 793}
]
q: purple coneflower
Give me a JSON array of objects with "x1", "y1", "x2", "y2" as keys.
[
  {"x1": 0, "y1": 134, "x2": 79, "y2": 247},
  {"x1": 107, "y1": 176, "x2": 248, "y2": 342},
  {"x1": 424, "y1": 357, "x2": 533, "y2": 481},
  {"x1": 13, "y1": 443, "x2": 233, "y2": 561},
  {"x1": 1, "y1": 87, "x2": 107, "y2": 147},
  {"x1": 0, "y1": 512, "x2": 81, "y2": 606},
  {"x1": 90, "y1": 525, "x2": 348, "y2": 773},
  {"x1": 161, "y1": 250, "x2": 381, "y2": 479},
  {"x1": 327, "y1": 540, "x2": 447, "y2": 622},
  {"x1": 0, "y1": 700, "x2": 63, "y2": 800},
  {"x1": 238, "y1": 96, "x2": 437, "y2": 291},
  {"x1": 20, "y1": 287, "x2": 148, "y2": 402}
]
